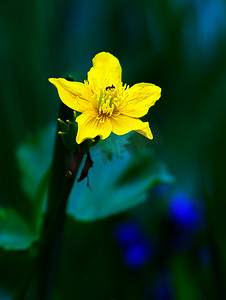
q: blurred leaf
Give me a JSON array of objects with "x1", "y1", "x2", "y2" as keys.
[
  {"x1": 31, "y1": 168, "x2": 50, "y2": 232},
  {"x1": 16, "y1": 123, "x2": 173, "y2": 222},
  {"x1": 0, "y1": 207, "x2": 37, "y2": 250},
  {"x1": 96, "y1": 132, "x2": 133, "y2": 160},
  {"x1": 16, "y1": 124, "x2": 55, "y2": 200},
  {"x1": 68, "y1": 149, "x2": 173, "y2": 221},
  {"x1": 16, "y1": 127, "x2": 53, "y2": 235},
  {"x1": 116, "y1": 149, "x2": 169, "y2": 185}
]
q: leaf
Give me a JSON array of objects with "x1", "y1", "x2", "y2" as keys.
[
  {"x1": 16, "y1": 123, "x2": 173, "y2": 223},
  {"x1": 94, "y1": 132, "x2": 133, "y2": 160},
  {"x1": 16, "y1": 126, "x2": 53, "y2": 235},
  {"x1": 68, "y1": 149, "x2": 173, "y2": 221},
  {"x1": 0, "y1": 207, "x2": 37, "y2": 250},
  {"x1": 16, "y1": 124, "x2": 55, "y2": 200}
]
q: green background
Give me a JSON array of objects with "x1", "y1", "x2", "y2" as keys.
[{"x1": 1, "y1": 0, "x2": 226, "y2": 299}]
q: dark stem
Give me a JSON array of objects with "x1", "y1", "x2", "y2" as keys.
[
  {"x1": 14, "y1": 102, "x2": 84, "y2": 300},
  {"x1": 36, "y1": 102, "x2": 84, "y2": 300},
  {"x1": 36, "y1": 152, "x2": 83, "y2": 300}
]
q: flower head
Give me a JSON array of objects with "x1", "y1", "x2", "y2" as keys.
[{"x1": 49, "y1": 52, "x2": 161, "y2": 144}]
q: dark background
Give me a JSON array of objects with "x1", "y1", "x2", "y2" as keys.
[{"x1": 1, "y1": 0, "x2": 226, "y2": 299}]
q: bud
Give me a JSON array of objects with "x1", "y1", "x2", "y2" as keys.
[{"x1": 58, "y1": 111, "x2": 100, "y2": 153}]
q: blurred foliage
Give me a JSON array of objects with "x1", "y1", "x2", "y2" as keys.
[
  {"x1": 1, "y1": 0, "x2": 226, "y2": 299},
  {"x1": 0, "y1": 208, "x2": 37, "y2": 250},
  {"x1": 16, "y1": 124, "x2": 173, "y2": 223}
]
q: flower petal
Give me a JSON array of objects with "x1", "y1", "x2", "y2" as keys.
[
  {"x1": 49, "y1": 78, "x2": 92, "y2": 112},
  {"x1": 76, "y1": 111, "x2": 112, "y2": 144},
  {"x1": 134, "y1": 122, "x2": 153, "y2": 140},
  {"x1": 110, "y1": 114, "x2": 153, "y2": 140},
  {"x1": 87, "y1": 52, "x2": 122, "y2": 91},
  {"x1": 120, "y1": 83, "x2": 161, "y2": 118}
]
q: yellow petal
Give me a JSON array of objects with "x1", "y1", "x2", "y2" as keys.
[
  {"x1": 120, "y1": 83, "x2": 161, "y2": 118},
  {"x1": 49, "y1": 78, "x2": 92, "y2": 112},
  {"x1": 76, "y1": 111, "x2": 112, "y2": 144},
  {"x1": 87, "y1": 52, "x2": 122, "y2": 91},
  {"x1": 134, "y1": 122, "x2": 153, "y2": 140},
  {"x1": 110, "y1": 114, "x2": 153, "y2": 140}
]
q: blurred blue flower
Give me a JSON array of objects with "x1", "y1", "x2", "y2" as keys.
[
  {"x1": 114, "y1": 221, "x2": 141, "y2": 246},
  {"x1": 123, "y1": 243, "x2": 151, "y2": 268},
  {"x1": 169, "y1": 194, "x2": 204, "y2": 230},
  {"x1": 113, "y1": 221, "x2": 153, "y2": 268}
]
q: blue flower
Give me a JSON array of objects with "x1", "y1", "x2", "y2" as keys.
[
  {"x1": 113, "y1": 221, "x2": 153, "y2": 268},
  {"x1": 113, "y1": 221, "x2": 141, "y2": 246},
  {"x1": 123, "y1": 243, "x2": 151, "y2": 268},
  {"x1": 169, "y1": 194, "x2": 204, "y2": 230}
]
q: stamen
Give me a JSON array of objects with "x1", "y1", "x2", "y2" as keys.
[{"x1": 93, "y1": 84, "x2": 124, "y2": 122}]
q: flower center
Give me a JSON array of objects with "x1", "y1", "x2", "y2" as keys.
[{"x1": 92, "y1": 85, "x2": 123, "y2": 122}]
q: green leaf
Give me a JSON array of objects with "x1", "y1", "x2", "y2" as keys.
[
  {"x1": 0, "y1": 208, "x2": 37, "y2": 250},
  {"x1": 58, "y1": 115, "x2": 78, "y2": 151},
  {"x1": 16, "y1": 126, "x2": 54, "y2": 235},
  {"x1": 16, "y1": 124, "x2": 55, "y2": 200},
  {"x1": 68, "y1": 148, "x2": 173, "y2": 221},
  {"x1": 16, "y1": 123, "x2": 173, "y2": 223}
]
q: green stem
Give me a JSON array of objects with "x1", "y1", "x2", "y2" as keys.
[
  {"x1": 36, "y1": 152, "x2": 83, "y2": 300},
  {"x1": 36, "y1": 102, "x2": 84, "y2": 300},
  {"x1": 14, "y1": 102, "x2": 84, "y2": 300}
]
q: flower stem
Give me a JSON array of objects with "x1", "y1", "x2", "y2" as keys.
[
  {"x1": 14, "y1": 102, "x2": 84, "y2": 300},
  {"x1": 36, "y1": 102, "x2": 84, "y2": 300}
]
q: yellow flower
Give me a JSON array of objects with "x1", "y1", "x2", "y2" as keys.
[{"x1": 49, "y1": 52, "x2": 161, "y2": 144}]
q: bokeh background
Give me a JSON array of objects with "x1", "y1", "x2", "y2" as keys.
[{"x1": 1, "y1": 0, "x2": 226, "y2": 299}]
